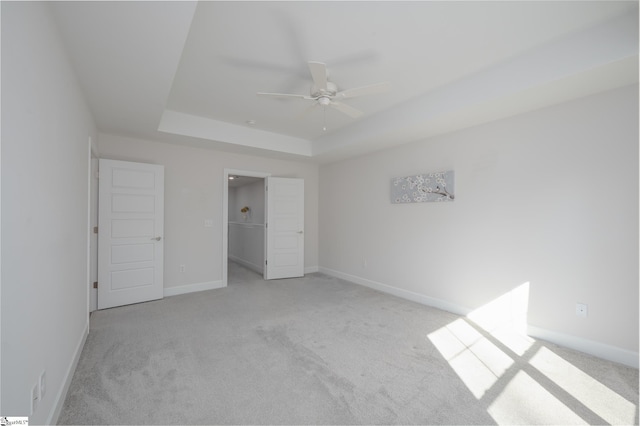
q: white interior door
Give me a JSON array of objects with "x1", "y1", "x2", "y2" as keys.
[
  {"x1": 265, "y1": 177, "x2": 304, "y2": 280},
  {"x1": 98, "y1": 159, "x2": 164, "y2": 309}
]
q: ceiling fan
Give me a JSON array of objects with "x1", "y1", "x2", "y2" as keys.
[{"x1": 257, "y1": 61, "x2": 388, "y2": 121}]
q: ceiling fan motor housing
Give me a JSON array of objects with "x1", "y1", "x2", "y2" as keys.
[{"x1": 312, "y1": 81, "x2": 338, "y2": 99}]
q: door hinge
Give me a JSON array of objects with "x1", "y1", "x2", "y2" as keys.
[
  {"x1": 93, "y1": 282, "x2": 98, "y2": 289},
  {"x1": 93, "y1": 226, "x2": 98, "y2": 234},
  {"x1": 265, "y1": 260, "x2": 267, "y2": 265}
]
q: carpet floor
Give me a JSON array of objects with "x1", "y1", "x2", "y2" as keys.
[{"x1": 58, "y1": 262, "x2": 638, "y2": 425}]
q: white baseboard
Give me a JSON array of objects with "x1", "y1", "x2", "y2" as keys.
[
  {"x1": 528, "y1": 325, "x2": 639, "y2": 368},
  {"x1": 305, "y1": 266, "x2": 319, "y2": 274},
  {"x1": 164, "y1": 280, "x2": 225, "y2": 297},
  {"x1": 48, "y1": 320, "x2": 89, "y2": 425},
  {"x1": 319, "y1": 267, "x2": 472, "y2": 316},
  {"x1": 319, "y1": 267, "x2": 639, "y2": 369},
  {"x1": 229, "y1": 255, "x2": 264, "y2": 275}
]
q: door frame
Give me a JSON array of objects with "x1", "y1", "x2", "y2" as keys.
[
  {"x1": 222, "y1": 168, "x2": 271, "y2": 287},
  {"x1": 88, "y1": 139, "x2": 99, "y2": 312}
]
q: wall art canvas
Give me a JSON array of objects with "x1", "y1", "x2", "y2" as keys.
[{"x1": 391, "y1": 171, "x2": 455, "y2": 203}]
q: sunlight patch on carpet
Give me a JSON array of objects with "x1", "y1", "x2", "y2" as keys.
[
  {"x1": 530, "y1": 346, "x2": 637, "y2": 425},
  {"x1": 427, "y1": 281, "x2": 636, "y2": 425},
  {"x1": 488, "y1": 371, "x2": 588, "y2": 425},
  {"x1": 428, "y1": 318, "x2": 514, "y2": 399}
]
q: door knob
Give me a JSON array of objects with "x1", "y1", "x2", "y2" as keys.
[
  {"x1": 151, "y1": 236, "x2": 162, "y2": 241},
  {"x1": 297, "y1": 231, "x2": 304, "y2": 234}
]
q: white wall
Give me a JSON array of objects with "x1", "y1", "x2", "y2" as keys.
[
  {"x1": 1, "y1": 2, "x2": 96, "y2": 422},
  {"x1": 319, "y1": 85, "x2": 638, "y2": 365},
  {"x1": 97, "y1": 133, "x2": 319, "y2": 292},
  {"x1": 229, "y1": 180, "x2": 265, "y2": 224},
  {"x1": 228, "y1": 223, "x2": 265, "y2": 273},
  {"x1": 229, "y1": 188, "x2": 238, "y2": 223}
]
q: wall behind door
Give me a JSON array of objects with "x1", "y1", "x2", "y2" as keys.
[{"x1": 229, "y1": 180, "x2": 265, "y2": 223}]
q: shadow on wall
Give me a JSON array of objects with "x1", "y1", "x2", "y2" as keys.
[{"x1": 427, "y1": 283, "x2": 638, "y2": 424}]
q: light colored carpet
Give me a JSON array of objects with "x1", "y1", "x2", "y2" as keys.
[{"x1": 58, "y1": 262, "x2": 638, "y2": 425}]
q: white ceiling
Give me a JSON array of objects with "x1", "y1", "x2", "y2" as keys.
[{"x1": 50, "y1": 1, "x2": 639, "y2": 163}]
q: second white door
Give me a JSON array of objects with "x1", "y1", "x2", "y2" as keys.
[{"x1": 265, "y1": 177, "x2": 304, "y2": 280}]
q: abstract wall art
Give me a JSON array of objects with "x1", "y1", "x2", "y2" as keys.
[{"x1": 391, "y1": 171, "x2": 455, "y2": 204}]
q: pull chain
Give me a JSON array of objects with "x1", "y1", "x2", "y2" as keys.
[{"x1": 323, "y1": 106, "x2": 327, "y2": 131}]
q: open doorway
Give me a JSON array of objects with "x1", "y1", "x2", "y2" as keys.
[
  {"x1": 227, "y1": 174, "x2": 266, "y2": 282},
  {"x1": 222, "y1": 169, "x2": 306, "y2": 286},
  {"x1": 222, "y1": 169, "x2": 271, "y2": 286}
]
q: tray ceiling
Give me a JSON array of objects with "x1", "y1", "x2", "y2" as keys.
[{"x1": 51, "y1": 1, "x2": 639, "y2": 163}]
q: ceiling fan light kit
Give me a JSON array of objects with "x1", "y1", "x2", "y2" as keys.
[{"x1": 257, "y1": 61, "x2": 388, "y2": 126}]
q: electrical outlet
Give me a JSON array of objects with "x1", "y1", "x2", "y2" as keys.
[
  {"x1": 39, "y1": 370, "x2": 46, "y2": 399},
  {"x1": 576, "y1": 303, "x2": 588, "y2": 317},
  {"x1": 179, "y1": 264, "x2": 185, "y2": 273},
  {"x1": 31, "y1": 382, "x2": 39, "y2": 414}
]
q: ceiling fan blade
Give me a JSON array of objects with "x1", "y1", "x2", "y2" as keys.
[
  {"x1": 256, "y1": 92, "x2": 310, "y2": 100},
  {"x1": 336, "y1": 82, "x2": 390, "y2": 100},
  {"x1": 308, "y1": 61, "x2": 328, "y2": 91},
  {"x1": 330, "y1": 101, "x2": 364, "y2": 118}
]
